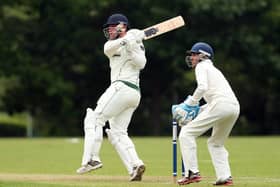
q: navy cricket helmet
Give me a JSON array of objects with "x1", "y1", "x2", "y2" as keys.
[
  {"x1": 189, "y1": 42, "x2": 214, "y2": 58},
  {"x1": 103, "y1": 13, "x2": 129, "y2": 28}
]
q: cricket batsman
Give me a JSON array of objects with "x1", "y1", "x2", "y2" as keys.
[
  {"x1": 172, "y1": 42, "x2": 240, "y2": 185},
  {"x1": 76, "y1": 13, "x2": 147, "y2": 181}
]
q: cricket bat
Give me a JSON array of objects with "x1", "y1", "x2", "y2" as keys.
[{"x1": 143, "y1": 16, "x2": 185, "y2": 40}]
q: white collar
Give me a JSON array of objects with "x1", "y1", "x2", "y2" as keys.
[{"x1": 201, "y1": 59, "x2": 213, "y2": 64}]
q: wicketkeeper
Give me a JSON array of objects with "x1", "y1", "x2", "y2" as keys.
[
  {"x1": 172, "y1": 42, "x2": 240, "y2": 186},
  {"x1": 76, "y1": 13, "x2": 146, "y2": 181}
]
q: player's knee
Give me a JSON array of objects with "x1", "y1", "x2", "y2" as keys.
[
  {"x1": 84, "y1": 128, "x2": 95, "y2": 137},
  {"x1": 207, "y1": 138, "x2": 228, "y2": 156},
  {"x1": 94, "y1": 125, "x2": 103, "y2": 142},
  {"x1": 106, "y1": 130, "x2": 133, "y2": 149},
  {"x1": 207, "y1": 138, "x2": 214, "y2": 147},
  {"x1": 207, "y1": 138, "x2": 223, "y2": 148},
  {"x1": 179, "y1": 133, "x2": 196, "y2": 149},
  {"x1": 83, "y1": 108, "x2": 107, "y2": 130},
  {"x1": 119, "y1": 134, "x2": 134, "y2": 149},
  {"x1": 94, "y1": 106, "x2": 107, "y2": 127},
  {"x1": 178, "y1": 132, "x2": 184, "y2": 143},
  {"x1": 106, "y1": 129, "x2": 120, "y2": 146},
  {"x1": 178, "y1": 131, "x2": 190, "y2": 142}
]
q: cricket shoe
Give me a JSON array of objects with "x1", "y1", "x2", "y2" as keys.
[
  {"x1": 129, "y1": 164, "x2": 146, "y2": 181},
  {"x1": 213, "y1": 176, "x2": 233, "y2": 186},
  {"x1": 76, "y1": 160, "x2": 103, "y2": 174},
  {"x1": 177, "y1": 170, "x2": 202, "y2": 185}
]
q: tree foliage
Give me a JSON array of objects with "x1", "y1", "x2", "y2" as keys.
[{"x1": 0, "y1": 0, "x2": 279, "y2": 136}]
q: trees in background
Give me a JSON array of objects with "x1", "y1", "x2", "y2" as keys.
[{"x1": 0, "y1": 0, "x2": 279, "y2": 136}]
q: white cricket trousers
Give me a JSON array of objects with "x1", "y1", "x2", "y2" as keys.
[
  {"x1": 82, "y1": 81, "x2": 144, "y2": 174},
  {"x1": 179, "y1": 100, "x2": 239, "y2": 180}
]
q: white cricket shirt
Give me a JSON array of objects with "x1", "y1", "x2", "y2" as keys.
[
  {"x1": 104, "y1": 29, "x2": 146, "y2": 86},
  {"x1": 192, "y1": 59, "x2": 238, "y2": 104}
]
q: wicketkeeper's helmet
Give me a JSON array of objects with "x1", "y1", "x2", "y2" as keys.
[
  {"x1": 189, "y1": 42, "x2": 214, "y2": 58},
  {"x1": 185, "y1": 42, "x2": 214, "y2": 67}
]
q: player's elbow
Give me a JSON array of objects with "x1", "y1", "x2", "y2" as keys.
[
  {"x1": 104, "y1": 45, "x2": 112, "y2": 57},
  {"x1": 132, "y1": 55, "x2": 146, "y2": 69},
  {"x1": 137, "y1": 57, "x2": 146, "y2": 69},
  {"x1": 104, "y1": 41, "x2": 120, "y2": 57}
]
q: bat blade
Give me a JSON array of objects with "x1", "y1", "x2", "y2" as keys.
[{"x1": 143, "y1": 16, "x2": 185, "y2": 40}]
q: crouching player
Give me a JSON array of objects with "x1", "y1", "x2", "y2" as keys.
[{"x1": 172, "y1": 42, "x2": 240, "y2": 186}]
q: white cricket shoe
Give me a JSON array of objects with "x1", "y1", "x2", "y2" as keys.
[
  {"x1": 129, "y1": 164, "x2": 146, "y2": 181},
  {"x1": 76, "y1": 160, "x2": 103, "y2": 174}
]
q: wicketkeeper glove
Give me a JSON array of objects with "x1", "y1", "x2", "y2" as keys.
[{"x1": 172, "y1": 102, "x2": 200, "y2": 126}]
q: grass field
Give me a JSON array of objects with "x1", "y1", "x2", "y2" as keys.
[{"x1": 0, "y1": 136, "x2": 280, "y2": 187}]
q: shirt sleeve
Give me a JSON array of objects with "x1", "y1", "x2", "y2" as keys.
[
  {"x1": 192, "y1": 63, "x2": 208, "y2": 102},
  {"x1": 104, "y1": 38, "x2": 124, "y2": 57},
  {"x1": 127, "y1": 42, "x2": 146, "y2": 69},
  {"x1": 104, "y1": 30, "x2": 143, "y2": 58}
]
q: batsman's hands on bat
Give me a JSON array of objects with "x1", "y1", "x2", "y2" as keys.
[
  {"x1": 116, "y1": 23, "x2": 127, "y2": 34},
  {"x1": 172, "y1": 102, "x2": 200, "y2": 126},
  {"x1": 144, "y1": 27, "x2": 158, "y2": 37},
  {"x1": 128, "y1": 29, "x2": 145, "y2": 41},
  {"x1": 122, "y1": 29, "x2": 145, "y2": 44}
]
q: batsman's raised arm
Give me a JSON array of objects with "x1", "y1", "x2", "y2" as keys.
[
  {"x1": 104, "y1": 26, "x2": 145, "y2": 55},
  {"x1": 103, "y1": 23, "x2": 129, "y2": 57},
  {"x1": 77, "y1": 13, "x2": 146, "y2": 182},
  {"x1": 124, "y1": 29, "x2": 146, "y2": 69}
]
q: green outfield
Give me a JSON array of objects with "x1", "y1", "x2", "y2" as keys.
[{"x1": 0, "y1": 136, "x2": 279, "y2": 187}]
